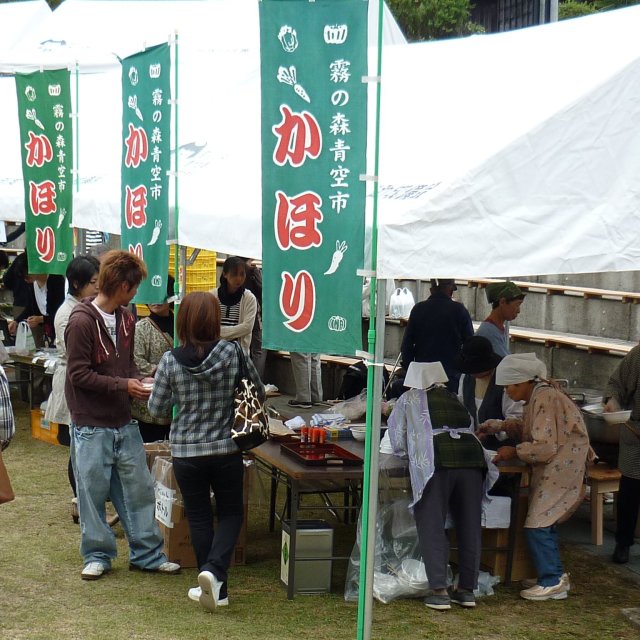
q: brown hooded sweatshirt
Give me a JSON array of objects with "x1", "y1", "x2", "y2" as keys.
[{"x1": 64, "y1": 297, "x2": 140, "y2": 428}]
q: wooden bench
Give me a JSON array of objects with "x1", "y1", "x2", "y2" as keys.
[
  {"x1": 459, "y1": 277, "x2": 640, "y2": 305},
  {"x1": 586, "y1": 464, "x2": 622, "y2": 545}
]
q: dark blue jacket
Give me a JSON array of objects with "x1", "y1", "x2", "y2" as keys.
[{"x1": 400, "y1": 291, "x2": 473, "y2": 392}]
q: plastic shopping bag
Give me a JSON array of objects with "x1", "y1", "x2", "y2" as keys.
[
  {"x1": 15, "y1": 321, "x2": 36, "y2": 354},
  {"x1": 400, "y1": 288, "x2": 415, "y2": 318},
  {"x1": 389, "y1": 288, "x2": 404, "y2": 319}
]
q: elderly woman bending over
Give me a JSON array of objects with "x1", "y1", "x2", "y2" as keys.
[{"x1": 480, "y1": 353, "x2": 591, "y2": 602}]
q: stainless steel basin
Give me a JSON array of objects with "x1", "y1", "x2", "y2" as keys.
[{"x1": 582, "y1": 408, "x2": 620, "y2": 444}]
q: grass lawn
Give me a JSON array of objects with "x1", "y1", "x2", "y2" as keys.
[{"x1": 1, "y1": 398, "x2": 639, "y2": 640}]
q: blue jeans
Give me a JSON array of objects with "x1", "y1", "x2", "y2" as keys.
[
  {"x1": 524, "y1": 526, "x2": 564, "y2": 587},
  {"x1": 172, "y1": 453, "x2": 244, "y2": 585},
  {"x1": 71, "y1": 422, "x2": 167, "y2": 569}
]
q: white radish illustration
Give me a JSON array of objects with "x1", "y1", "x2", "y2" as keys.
[
  {"x1": 57, "y1": 210, "x2": 65, "y2": 229},
  {"x1": 25, "y1": 109, "x2": 45, "y2": 130},
  {"x1": 147, "y1": 220, "x2": 162, "y2": 246},
  {"x1": 324, "y1": 240, "x2": 347, "y2": 275},
  {"x1": 276, "y1": 66, "x2": 311, "y2": 103}
]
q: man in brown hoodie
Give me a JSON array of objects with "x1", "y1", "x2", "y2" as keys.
[{"x1": 65, "y1": 250, "x2": 180, "y2": 580}]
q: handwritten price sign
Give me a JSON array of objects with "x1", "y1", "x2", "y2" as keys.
[{"x1": 154, "y1": 484, "x2": 175, "y2": 528}]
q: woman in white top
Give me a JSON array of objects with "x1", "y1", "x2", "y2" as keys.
[
  {"x1": 45, "y1": 255, "x2": 100, "y2": 518},
  {"x1": 210, "y1": 256, "x2": 257, "y2": 354}
]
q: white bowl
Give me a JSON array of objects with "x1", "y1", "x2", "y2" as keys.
[
  {"x1": 584, "y1": 394, "x2": 603, "y2": 405},
  {"x1": 603, "y1": 410, "x2": 631, "y2": 425},
  {"x1": 351, "y1": 426, "x2": 366, "y2": 441}
]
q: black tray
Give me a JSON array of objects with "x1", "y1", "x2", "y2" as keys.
[{"x1": 280, "y1": 442, "x2": 363, "y2": 466}]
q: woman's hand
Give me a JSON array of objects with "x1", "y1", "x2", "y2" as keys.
[
  {"x1": 604, "y1": 397, "x2": 621, "y2": 412},
  {"x1": 26, "y1": 315, "x2": 43, "y2": 329},
  {"x1": 7, "y1": 320, "x2": 16, "y2": 335},
  {"x1": 493, "y1": 446, "x2": 518, "y2": 463},
  {"x1": 477, "y1": 419, "x2": 503, "y2": 440}
]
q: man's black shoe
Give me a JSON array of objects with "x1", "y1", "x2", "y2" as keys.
[{"x1": 612, "y1": 544, "x2": 630, "y2": 564}]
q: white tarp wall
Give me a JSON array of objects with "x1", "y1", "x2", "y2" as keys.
[{"x1": 0, "y1": 0, "x2": 51, "y2": 58}]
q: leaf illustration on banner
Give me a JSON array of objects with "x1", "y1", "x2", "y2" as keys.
[
  {"x1": 280, "y1": 271, "x2": 315, "y2": 332},
  {"x1": 128, "y1": 243, "x2": 144, "y2": 259},
  {"x1": 36, "y1": 227, "x2": 55, "y2": 263}
]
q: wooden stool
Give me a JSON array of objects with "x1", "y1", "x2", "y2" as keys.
[{"x1": 586, "y1": 464, "x2": 621, "y2": 545}]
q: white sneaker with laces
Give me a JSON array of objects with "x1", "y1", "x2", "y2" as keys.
[
  {"x1": 198, "y1": 571, "x2": 225, "y2": 612},
  {"x1": 520, "y1": 580, "x2": 568, "y2": 601},
  {"x1": 188, "y1": 586, "x2": 228, "y2": 606},
  {"x1": 81, "y1": 562, "x2": 108, "y2": 580}
]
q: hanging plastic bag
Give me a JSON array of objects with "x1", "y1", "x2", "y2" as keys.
[
  {"x1": 389, "y1": 288, "x2": 403, "y2": 319},
  {"x1": 15, "y1": 321, "x2": 36, "y2": 354},
  {"x1": 400, "y1": 287, "x2": 415, "y2": 318}
]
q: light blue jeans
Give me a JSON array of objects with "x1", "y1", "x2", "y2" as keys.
[
  {"x1": 524, "y1": 525, "x2": 564, "y2": 587},
  {"x1": 71, "y1": 421, "x2": 167, "y2": 570}
]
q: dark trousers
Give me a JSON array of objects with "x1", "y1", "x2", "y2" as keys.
[
  {"x1": 172, "y1": 453, "x2": 244, "y2": 584},
  {"x1": 413, "y1": 467, "x2": 483, "y2": 591},
  {"x1": 616, "y1": 474, "x2": 640, "y2": 547}
]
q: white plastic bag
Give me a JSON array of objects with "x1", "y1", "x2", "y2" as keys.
[
  {"x1": 400, "y1": 287, "x2": 415, "y2": 318},
  {"x1": 389, "y1": 288, "x2": 403, "y2": 319},
  {"x1": 15, "y1": 321, "x2": 36, "y2": 354}
]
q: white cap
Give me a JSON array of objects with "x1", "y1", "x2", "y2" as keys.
[
  {"x1": 404, "y1": 361, "x2": 448, "y2": 389},
  {"x1": 495, "y1": 353, "x2": 546, "y2": 386}
]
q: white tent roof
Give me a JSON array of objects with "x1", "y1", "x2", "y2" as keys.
[
  {"x1": 375, "y1": 6, "x2": 640, "y2": 278},
  {"x1": 0, "y1": 0, "x2": 51, "y2": 59}
]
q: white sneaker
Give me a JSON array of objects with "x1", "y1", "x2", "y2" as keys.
[
  {"x1": 81, "y1": 562, "x2": 108, "y2": 581},
  {"x1": 520, "y1": 580, "x2": 568, "y2": 601},
  {"x1": 198, "y1": 570, "x2": 225, "y2": 612},
  {"x1": 156, "y1": 561, "x2": 181, "y2": 574},
  {"x1": 521, "y1": 573, "x2": 571, "y2": 590},
  {"x1": 188, "y1": 586, "x2": 228, "y2": 606}
]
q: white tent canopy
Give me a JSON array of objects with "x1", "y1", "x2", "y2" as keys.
[
  {"x1": 0, "y1": 0, "x2": 405, "y2": 257},
  {"x1": 2, "y1": 3, "x2": 640, "y2": 278}
]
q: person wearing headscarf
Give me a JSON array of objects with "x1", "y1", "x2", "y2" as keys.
[
  {"x1": 475, "y1": 281, "x2": 526, "y2": 357},
  {"x1": 603, "y1": 346, "x2": 640, "y2": 564},
  {"x1": 483, "y1": 353, "x2": 591, "y2": 602},
  {"x1": 387, "y1": 362, "x2": 497, "y2": 611}
]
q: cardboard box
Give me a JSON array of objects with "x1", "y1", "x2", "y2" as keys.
[
  {"x1": 30, "y1": 409, "x2": 59, "y2": 445},
  {"x1": 151, "y1": 456, "x2": 249, "y2": 568},
  {"x1": 144, "y1": 441, "x2": 171, "y2": 471}
]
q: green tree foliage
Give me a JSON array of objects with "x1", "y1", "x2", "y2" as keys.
[
  {"x1": 388, "y1": 0, "x2": 483, "y2": 41},
  {"x1": 560, "y1": 0, "x2": 640, "y2": 20}
]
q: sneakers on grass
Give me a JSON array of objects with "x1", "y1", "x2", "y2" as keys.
[
  {"x1": 188, "y1": 586, "x2": 229, "y2": 607},
  {"x1": 198, "y1": 570, "x2": 225, "y2": 612},
  {"x1": 81, "y1": 562, "x2": 108, "y2": 581},
  {"x1": 521, "y1": 572, "x2": 571, "y2": 590},
  {"x1": 129, "y1": 560, "x2": 181, "y2": 574},
  {"x1": 520, "y1": 580, "x2": 568, "y2": 601},
  {"x1": 450, "y1": 589, "x2": 476, "y2": 608},
  {"x1": 424, "y1": 593, "x2": 451, "y2": 610}
]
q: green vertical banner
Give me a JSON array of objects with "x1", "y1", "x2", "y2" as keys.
[
  {"x1": 15, "y1": 69, "x2": 74, "y2": 275},
  {"x1": 260, "y1": 0, "x2": 368, "y2": 355},
  {"x1": 121, "y1": 43, "x2": 171, "y2": 303}
]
